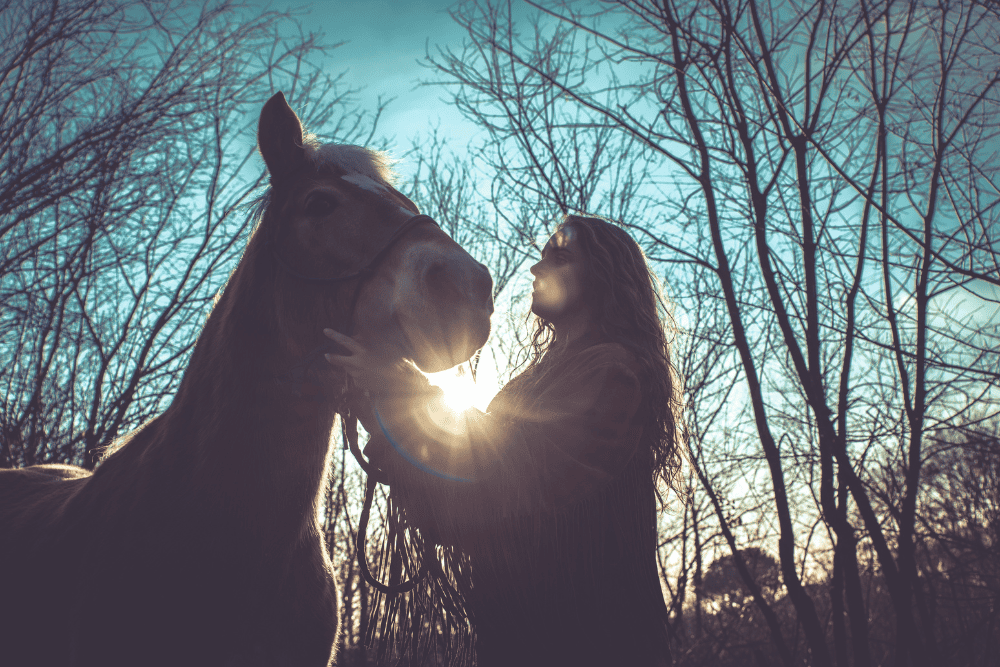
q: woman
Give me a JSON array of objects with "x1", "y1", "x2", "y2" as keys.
[{"x1": 327, "y1": 215, "x2": 681, "y2": 667}]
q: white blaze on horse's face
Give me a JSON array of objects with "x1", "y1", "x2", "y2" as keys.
[
  {"x1": 257, "y1": 93, "x2": 493, "y2": 373},
  {"x1": 338, "y1": 174, "x2": 413, "y2": 217}
]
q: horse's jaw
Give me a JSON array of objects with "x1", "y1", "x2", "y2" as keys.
[{"x1": 390, "y1": 303, "x2": 492, "y2": 374}]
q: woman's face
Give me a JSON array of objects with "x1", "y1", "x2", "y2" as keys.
[{"x1": 529, "y1": 225, "x2": 589, "y2": 324}]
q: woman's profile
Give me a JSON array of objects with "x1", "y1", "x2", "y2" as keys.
[{"x1": 327, "y1": 214, "x2": 681, "y2": 667}]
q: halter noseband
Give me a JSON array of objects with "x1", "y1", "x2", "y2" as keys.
[
  {"x1": 268, "y1": 212, "x2": 440, "y2": 388},
  {"x1": 268, "y1": 212, "x2": 438, "y2": 359}
]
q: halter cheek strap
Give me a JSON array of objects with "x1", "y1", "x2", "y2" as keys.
[
  {"x1": 270, "y1": 212, "x2": 441, "y2": 597},
  {"x1": 267, "y1": 214, "x2": 438, "y2": 284},
  {"x1": 270, "y1": 213, "x2": 438, "y2": 402}
]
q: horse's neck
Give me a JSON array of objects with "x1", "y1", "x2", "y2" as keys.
[{"x1": 112, "y1": 262, "x2": 338, "y2": 543}]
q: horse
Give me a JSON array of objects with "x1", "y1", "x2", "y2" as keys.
[{"x1": 0, "y1": 92, "x2": 494, "y2": 667}]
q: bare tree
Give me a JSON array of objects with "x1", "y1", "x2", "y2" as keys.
[
  {"x1": 0, "y1": 0, "x2": 378, "y2": 469},
  {"x1": 425, "y1": 0, "x2": 1000, "y2": 665}
]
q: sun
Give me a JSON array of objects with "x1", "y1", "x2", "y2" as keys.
[
  {"x1": 422, "y1": 362, "x2": 498, "y2": 414},
  {"x1": 424, "y1": 368, "x2": 477, "y2": 413}
]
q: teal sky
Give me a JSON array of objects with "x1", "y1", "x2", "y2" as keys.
[
  {"x1": 267, "y1": 0, "x2": 489, "y2": 168},
  {"x1": 255, "y1": 1, "x2": 1000, "y2": 342}
]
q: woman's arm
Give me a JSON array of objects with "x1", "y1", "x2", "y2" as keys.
[{"x1": 326, "y1": 331, "x2": 645, "y2": 537}]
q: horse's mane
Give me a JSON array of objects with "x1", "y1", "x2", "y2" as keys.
[
  {"x1": 246, "y1": 142, "x2": 400, "y2": 222},
  {"x1": 303, "y1": 140, "x2": 399, "y2": 186}
]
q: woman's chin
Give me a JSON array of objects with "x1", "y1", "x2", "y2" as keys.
[{"x1": 530, "y1": 300, "x2": 557, "y2": 322}]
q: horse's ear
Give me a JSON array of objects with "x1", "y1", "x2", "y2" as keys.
[{"x1": 258, "y1": 92, "x2": 306, "y2": 182}]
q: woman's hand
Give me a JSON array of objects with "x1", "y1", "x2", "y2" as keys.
[
  {"x1": 325, "y1": 328, "x2": 480, "y2": 484},
  {"x1": 322, "y1": 328, "x2": 427, "y2": 401},
  {"x1": 323, "y1": 329, "x2": 391, "y2": 397}
]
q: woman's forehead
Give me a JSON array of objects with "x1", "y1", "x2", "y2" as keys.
[{"x1": 543, "y1": 225, "x2": 578, "y2": 251}]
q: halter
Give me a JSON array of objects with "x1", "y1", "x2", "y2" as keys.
[
  {"x1": 269, "y1": 213, "x2": 437, "y2": 285},
  {"x1": 268, "y1": 212, "x2": 438, "y2": 395},
  {"x1": 270, "y1": 212, "x2": 438, "y2": 596}
]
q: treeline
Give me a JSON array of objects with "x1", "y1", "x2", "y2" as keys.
[
  {"x1": 326, "y1": 418, "x2": 999, "y2": 666},
  {"x1": 2, "y1": 1, "x2": 998, "y2": 666}
]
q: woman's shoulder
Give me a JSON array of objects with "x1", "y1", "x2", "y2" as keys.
[
  {"x1": 567, "y1": 341, "x2": 641, "y2": 373},
  {"x1": 490, "y1": 342, "x2": 640, "y2": 411},
  {"x1": 537, "y1": 342, "x2": 644, "y2": 399}
]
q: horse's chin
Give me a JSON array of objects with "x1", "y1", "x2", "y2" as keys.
[
  {"x1": 404, "y1": 315, "x2": 492, "y2": 374},
  {"x1": 407, "y1": 342, "x2": 483, "y2": 374},
  {"x1": 410, "y1": 351, "x2": 470, "y2": 374}
]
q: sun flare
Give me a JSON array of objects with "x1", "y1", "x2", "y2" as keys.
[
  {"x1": 425, "y1": 369, "x2": 476, "y2": 413},
  {"x1": 422, "y1": 362, "x2": 497, "y2": 414}
]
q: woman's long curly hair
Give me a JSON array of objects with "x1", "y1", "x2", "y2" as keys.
[{"x1": 524, "y1": 214, "x2": 682, "y2": 489}]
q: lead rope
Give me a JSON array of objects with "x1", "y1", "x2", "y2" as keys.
[
  {"x1": 282, "y1": 347, "x2": 430, "y2": 596},
  {"x1": 270, "y1": 213, "x2": 440, "y2": 597},
  {"x1": 345, "y1": 411, "x2": 432, "y2": 595}
]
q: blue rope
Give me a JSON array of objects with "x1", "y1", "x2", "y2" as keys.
[{"x1": 372, "y1": 404, "x2": 475, "y2": 483}]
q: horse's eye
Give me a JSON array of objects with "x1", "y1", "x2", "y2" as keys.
[{"x1": 304, "y1": 194, "x2": 336, "y2": 217}]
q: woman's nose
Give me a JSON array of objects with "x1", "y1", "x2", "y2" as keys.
[{"x1": 529, "y1": 260, "x2": 542, "y2": 276}]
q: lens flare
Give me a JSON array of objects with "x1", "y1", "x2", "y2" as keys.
[
  {"x1": 420, "y1": 368, "x2": 475, "y2": 436},
  {"x1": 422, "y1": 361, "x2": 498, "y2": 414},
  {"x1": 419, "y1": 361, "x2": 499, "y2": 441},
  {"x1": 424, "y1": 367, "x2": 477, "y2": 412}
]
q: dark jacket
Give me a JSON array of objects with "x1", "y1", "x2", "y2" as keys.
[{"x1": 370, "y1": 342, "x2": 671, "y2": 667}]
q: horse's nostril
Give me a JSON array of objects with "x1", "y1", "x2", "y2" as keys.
[
  {"x1": 423, "y1": 257, "x2": 494, "y2": 309},
  {"x1": 423, "y1": 260, "x2": 452, "y2": 293}
]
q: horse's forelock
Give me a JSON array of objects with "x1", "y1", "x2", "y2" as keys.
[{"x1": 303, "y1": 140, "x2": 399, "y2": 187}]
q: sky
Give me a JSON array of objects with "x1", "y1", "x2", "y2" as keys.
[
  {"x1": 243, "y1": 1, "x2": 528, "y2": 408},
  {"x1": 253, "y1": 0, "x2": 1000, "y2": 405},
  {"x1": 274, "y1": 0, "x2": 486, "y2": 169}
]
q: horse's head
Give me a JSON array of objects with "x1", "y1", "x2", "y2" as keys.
[{"x1": 255, "y1": 92, "x2": 493, "y2": 374}]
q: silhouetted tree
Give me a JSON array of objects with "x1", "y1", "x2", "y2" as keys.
[
  {"x1": 428, "y1": 1, "x2": 1000, "y2": 665},
  {"x1": 0, "y1": 0, "x2": 377, "y2": 469}
]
